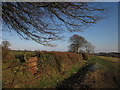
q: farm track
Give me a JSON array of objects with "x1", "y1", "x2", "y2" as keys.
[
  {"x1": 56, "y1": 58, "x2": 119, "y2": 89},
  {"x1": 56, "y1": 63, "x2": 93, "y2": 88}
]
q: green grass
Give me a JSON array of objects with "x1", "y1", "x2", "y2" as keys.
[
  {"x1": 9, "y1": 62, "x2": 85, "y2": 88},
  {"x1": 87, "y1": 56, "x2": 119, "y2": 71},
  {"x1": 3, "y1": 51, "x2": 86, "y2": 88},
  {"x1": 20, "y1": 61, "x2": 86, "y2": 88},
  {"x1": 3, "y1": 50, "x2": 119, "y2": 88},
  {"x1": 10, "y1": 50, "x2": 36, "y2": 56}
]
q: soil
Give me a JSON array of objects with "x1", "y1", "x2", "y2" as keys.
[
  {"x1": 80, "y1": 70, "x2": 119, "y2": 88},
  {"x1": 56, "y1": 64, "x2": 119, "y2": 89}
]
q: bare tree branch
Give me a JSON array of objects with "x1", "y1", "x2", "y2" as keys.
[{"x1": 2, "y1": 2, "x2": 105, "y2": 46}]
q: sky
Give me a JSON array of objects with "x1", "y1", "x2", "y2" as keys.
[{"x1": 2, "y1": 2, "x2": 118, "y2": 53}]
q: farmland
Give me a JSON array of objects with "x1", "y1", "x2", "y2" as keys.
[{"x1": 2, "y1": 50, "x2": 119, "y2": 88}]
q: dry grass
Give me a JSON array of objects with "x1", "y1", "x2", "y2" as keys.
[{"x1": 98, "y1": 56, "x2": 119, "y2": 62}]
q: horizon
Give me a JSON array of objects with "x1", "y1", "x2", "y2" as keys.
[
  {"x1": 10, "y1": 49, "x2": 119, "y2": 54},
  {"x1": 2, "y1": 2, "x2": 118, "y2": 53}
]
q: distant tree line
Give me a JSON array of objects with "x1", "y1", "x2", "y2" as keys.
[{"x1": 95, "y1": 52, "x2": 120, "y2": 58}]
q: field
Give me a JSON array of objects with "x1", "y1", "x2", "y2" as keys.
[{"x1": 2, "y1": 50, "x2": 119, "y2": 88}]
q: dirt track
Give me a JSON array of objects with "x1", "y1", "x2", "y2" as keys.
[
  {"x1": 80, "y1": 70, "x2": 119, "y2": 88},
  {"x1": 56, "y1": 59, "x2": 119, "y2": 88},
  {"x1": 57, "y1": 70, "x2": 119, "y2": 88}
]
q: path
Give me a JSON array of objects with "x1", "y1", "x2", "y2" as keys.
[
  {"x1": 56, "y1": 64, "x2": 93, "y2": 88},
  {"x1": 56, "y1": 57, "x2": 119, "y2": 88}
]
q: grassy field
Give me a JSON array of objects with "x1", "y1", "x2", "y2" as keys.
[{"x1": 87, "y1": 56, "x2": 119, "y2": 71}]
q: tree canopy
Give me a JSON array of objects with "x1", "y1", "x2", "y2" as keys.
[
  {"x1": 69, "y1": 34, "x2": 87, "y2": 53},
  {"x1": 2, "y1": 41, "x2": 11, "y2": 49},
  {"x1": 2, "y1": 41, "x2": 11, "y2": 59},
  {"x1": 68, "y1": 34, "x2": 94, "y2": 53},
  {"x1": 84, "y1": 42, "x2": 95, "y2": 53},
  {"x1": 2, "y1": 2, "x2": 104, "y2": 46}
]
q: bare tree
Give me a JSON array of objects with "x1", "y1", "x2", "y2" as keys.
[
  {"x1": 2, "y1": 41, "x2": 11, "y2": 49},
  {"x1": 69, "y1": 34, "x2": 87, "y2": 53},
  {"x1": 2, "y1": 41, "x2": 11, "y2": 59},
  {"x1": 2, "y1": 2, "x2": 105, "y2": 46},
  {"x1": 68, "y1": 43, "x2": 76, "y2": 52},
  {"x1": 84, "y1": 42, "x2": 95, "y2": 53},
  {"x1": 68, "y1": 35, "x2": 95, "y2": 53}
]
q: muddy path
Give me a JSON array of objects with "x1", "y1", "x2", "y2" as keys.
[
  {"x1": 81, "y1": 70, "x2": 119, "y2": 88},
  {"x1": 56, "y1": 58, "x2": 119, "y2": 89},
  {"x1": 56, "y1": 63, "x2": 94, "y2": 89}
]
